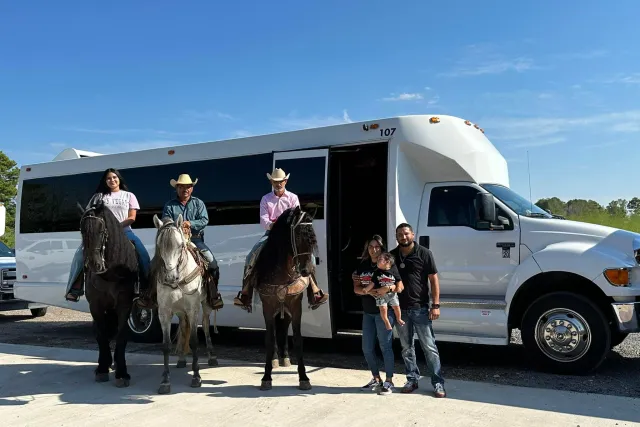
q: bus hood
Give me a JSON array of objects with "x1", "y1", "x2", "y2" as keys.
[
  {"x1": 0, "y1": 257, "x2": 15, "y2": 268},
  {"x1": 520, "y1": 216, "x2": 640, "y2": 267}
]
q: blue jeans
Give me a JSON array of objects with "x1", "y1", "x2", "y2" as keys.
[
  {"x1": 396, "y1": 307, "x2": 445, "y2": 386},
  {"x1": 191, "y1": 237, "x2": 219, "y2": 279},
  {"x1": 362, "y1": 311, "x2": 396, "y2": 380},
  {"x1": 65, "y1": 229, "x2": 151, "y2": 295},
  {"x1": 244, "y1": 231, "x2": 269, "y2": 278}
]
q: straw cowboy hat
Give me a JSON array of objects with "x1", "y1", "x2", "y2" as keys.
[
  {"x1": 266, "y1": 168, "x2": 290, "y2": 182},
  {"x1": 170, "y1": 174, "x2": 198, "y2": 187}
]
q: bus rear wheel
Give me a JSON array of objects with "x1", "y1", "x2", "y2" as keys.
[{"x1": 521, "y1": 292, "x2": 610, "y2": 375}]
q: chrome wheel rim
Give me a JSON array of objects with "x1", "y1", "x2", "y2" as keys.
[
  {"x1": 534, "y1": 308, "x2": 591, "y2": 362},
  {"x1": 128, "y1": 305, "x2": 153, "y2": 335}
]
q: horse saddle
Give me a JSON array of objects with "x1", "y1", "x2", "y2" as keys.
[
  {"x1": 258, "y1": 276, "x2": 310, "y2": 303},
  {"x1": 185, "y1": 243, "x2": 223, "y2": 310}
]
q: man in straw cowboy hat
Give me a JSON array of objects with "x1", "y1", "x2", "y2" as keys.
[
  {"x1": 159, "y1": 173, "x2": 223, "y2": 309},
  {"x1": 233, "y1": 167, "x2": 329, "y2": 312}
]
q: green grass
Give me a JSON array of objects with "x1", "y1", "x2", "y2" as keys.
[{"x1": 567, "y1": 213, "x2": 640, "y2": 233}]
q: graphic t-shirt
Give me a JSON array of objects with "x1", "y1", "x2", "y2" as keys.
[
  {"x1": 371, "y1": 265, "x2": 402, "y2": 290},
  {"x1": 101, "y1": 191, "x2": 140, "y2": 231},
  {"x1": 354, "y1": 259, "x2": 379, "y2": 314}
]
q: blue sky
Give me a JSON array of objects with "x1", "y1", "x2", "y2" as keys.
[{"x1": 1, "y1": 1, "x2": 639, "y2": 206}]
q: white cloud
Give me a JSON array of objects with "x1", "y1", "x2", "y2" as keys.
[
  {"x1": 553, "y1": 50, "x2": 608, "y2": 60},
  {"x1": 427, "y1": 95, "x2": 440, "y2": 105},
  {"x1": 179, "y1": 110, "x2": 235, "y2": 124},
  {"x1": 483, "y1": 110, "x2": 640, "y2": 142},
  {"x1": 440, "y1": 57, "x2": 535, "y2": 77},
  {"x1": 230, "y1": 130, "x2": 254, "y2": 138},
  {"x1": 273, "y1": 109, "x2": 353, "y2": 130},
  {"x1": 510, "y1": 136, "x2": 566, "y2": 149},
  {"x1": 382, "y1": 93, "x2": 424, "y2": 102},
  {"x1": 58, "y1": 127, "x2": 203, "y2": 137},
  {"x1": 602, "y1": 73, "x2": 640, "y2": 85}
]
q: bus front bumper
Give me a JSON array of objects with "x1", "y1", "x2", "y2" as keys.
[{"x1": 611, "y1": 302, "x2": 640, "y2": 333}]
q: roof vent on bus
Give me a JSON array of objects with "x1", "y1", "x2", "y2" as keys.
[{"x1": 52, "y1": 148, "x2": 104, "y2": 161}]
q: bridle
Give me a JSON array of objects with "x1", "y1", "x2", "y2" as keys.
[
  {"x1": 155, "y1": 220, "x2": 201, "y2": 293},
  {"x1": 80, "y1": 209, "x2": 108, "y2": 274},
  {"x1": 289, "y1": 210, "x2": 315, "y2": 276},
  {"x1": 156, "y1": 220, "x2": 187, "y2": 275}
]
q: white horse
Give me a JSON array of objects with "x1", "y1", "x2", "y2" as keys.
[{"x1": 151, "y1": 214, "x2": 219, "y2": 395}]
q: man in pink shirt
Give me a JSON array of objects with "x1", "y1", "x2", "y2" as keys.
[{"x1": 234, "y1": 168, "x2": 328, "y2": 311}]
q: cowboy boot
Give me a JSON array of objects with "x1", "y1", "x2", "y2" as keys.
[{"x1": 307, "y1": 274, "x2": 328, "y2": 310}]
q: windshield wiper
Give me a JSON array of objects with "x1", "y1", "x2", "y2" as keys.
[{"x1": 524, "y1": 212, "x2": 551, "y2": 218}]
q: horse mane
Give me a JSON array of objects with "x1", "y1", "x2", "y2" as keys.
[
  {"x1": 248, "y1": 207, "x2": 317, "y2": 286},
  {"x1": 81, "y1": 199, "x2": 137, "y2": 274}
]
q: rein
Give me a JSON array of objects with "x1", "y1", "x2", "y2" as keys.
[{"x1": 290, "y1": 211, "x2": 314, "y2": 276}]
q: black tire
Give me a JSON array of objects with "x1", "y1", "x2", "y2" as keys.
[
  {"x1": 127, "y1": 306, "x2": 162, "y2": 343},
  {"x1": 30, "y1": 307, "x2": 47, "y2": 317},
  {"x1": 521, "y1": 291, "x2": 610, "y2": 375},
  {"x1": 610, "y1": 331, "x2": 629, "y2": 349}
]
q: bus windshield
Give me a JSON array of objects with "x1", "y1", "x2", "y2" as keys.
[
  {"x1": 0, "y1": 242, "x2": 13, "y2": 257},
  {"x1": 481, "y1": 184, "x2": 552, "y2": 218}
]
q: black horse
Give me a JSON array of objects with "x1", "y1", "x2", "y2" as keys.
[
  {"x1": 79, "y1": 199, "x2": 138, "y2": 387},
  {"x1": 246, "y1": 206, "x2": 319, "y2": 391}
]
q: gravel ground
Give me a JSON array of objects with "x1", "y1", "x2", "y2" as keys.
[{"x1": 1, "y1": 307, "x2": 639, "y2": 398}]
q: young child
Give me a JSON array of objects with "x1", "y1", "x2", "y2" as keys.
[{"x1": 362, "y1": 252, "x2": 405, "y2": 330}]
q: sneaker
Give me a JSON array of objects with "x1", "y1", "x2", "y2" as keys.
[
  {"x1": 401, "y1": 381, "x2": 419, "y2": 393},
  {"x1": 378, "y1": 381, "x2": 394, "y2": 395},
  {"x1": 361, "y1": 378, "x2": 382, "y2": 391},
  {"x1": 434, "y1": 383, "x2": 446, "y2": 398}
]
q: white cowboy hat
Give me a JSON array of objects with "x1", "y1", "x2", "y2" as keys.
[
  {"x1": 266, "y1": 168, "x2": 290, "y2": 182},
  {"x1": 170, "y1": 174, "x2": 198, "y2": 187}
]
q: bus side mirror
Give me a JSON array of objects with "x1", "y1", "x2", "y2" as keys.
[{"x1": 476, "y1": 193, "x2": 496, "y2": 223}]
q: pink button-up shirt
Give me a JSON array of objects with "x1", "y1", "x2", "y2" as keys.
[{"x1": 260, "y1": 190, "x2": 300, "y2": 231}]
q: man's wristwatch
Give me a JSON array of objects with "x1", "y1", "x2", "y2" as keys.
[{"x1": 431, "y1": 304, "x2": 440, "y2": 309}]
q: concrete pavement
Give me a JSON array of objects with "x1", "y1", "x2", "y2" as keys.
[{"x1": 0, "y1": 342, "x2": 639, "y2": 426}]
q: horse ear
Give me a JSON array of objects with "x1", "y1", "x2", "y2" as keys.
[
  {"x1": 176, "y1": 214, "x2": 183, "y2": 229},
  {"x1": 153, "y1": 215, "x2": 163, "y2": 229},
  {"x1": 77, "y1": 202, "x2": 84, "y2": 215}
]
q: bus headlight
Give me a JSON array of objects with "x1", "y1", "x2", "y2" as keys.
[{"x1": 604, "y1": 268, "x2": 631, "y2": 287}]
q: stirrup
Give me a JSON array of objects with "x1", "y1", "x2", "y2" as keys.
[
  {"x1": 233, "y1": 291, "x2": 252, "y2": 312},
  {"x1": 309, "y1": 290, "x2": 329, "y2": 310}
]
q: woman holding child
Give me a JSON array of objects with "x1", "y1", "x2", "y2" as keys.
[{"x1": 352, "y1": 235, "x2": 404, "y2": 395}]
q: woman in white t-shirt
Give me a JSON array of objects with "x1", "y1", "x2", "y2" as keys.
[{"x1": 65, "y1": 169, "x2": 152, "y2": 307}]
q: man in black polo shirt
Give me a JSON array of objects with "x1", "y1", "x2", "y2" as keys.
[{"x1": 390, "y1": 222, "x2": 446, "y2": 398}]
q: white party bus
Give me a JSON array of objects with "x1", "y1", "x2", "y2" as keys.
[{"x1": 13, "y1": 114, "x2": 640, "y2": 374}]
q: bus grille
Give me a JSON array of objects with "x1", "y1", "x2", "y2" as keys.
[{"x1": 0, "y1": 268, "x2": 16, "y2": 300}]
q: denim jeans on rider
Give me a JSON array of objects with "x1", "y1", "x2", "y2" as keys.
[
  {"x1": 396, "y1": 307, "x2": 445, "y2": 386},
  {"x1": 64, "y1": 230, "x2": 151, "y2": 296},
  {"x1": 243, "y1": 231, "x2": 269, "y2": 277},
  {"x1": 362, "y1": 311, "x2": 396, "y2": 381}
]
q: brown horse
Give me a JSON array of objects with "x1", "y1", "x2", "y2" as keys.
[{"x1": 245, "y1": 206, "x2": 319, "y2": 391}]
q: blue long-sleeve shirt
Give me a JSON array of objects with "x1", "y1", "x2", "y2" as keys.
[{"x1": 162, "y1": 197, "x2": 209, "y2": 235}]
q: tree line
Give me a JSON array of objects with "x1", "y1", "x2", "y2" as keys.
[
  {"x1": 536, "y1": 197, "x2": 640, "y2": 218},
  {"x1": 0, "y1": 151, "x2": 19, "y2": 248}
]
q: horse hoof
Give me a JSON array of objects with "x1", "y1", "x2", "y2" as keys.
[
  {"x1": 158, "y1": 384, "x2": 171, "y2": 395},
  {"x1": 115, "y1": 378, "x2": 130, "y2": 388},
  {"x1": 208, "y1": 358, "x2": 219, "y2": 367},
  {"x1": 271, "y1": 359, "x2": 279, "y2": 369},
  {"x1": 260, "y1": 381, "x2": 272, "y2": 391},
  {"x1": 176, "y1": 360, "x2": 187, "y2": 369},
  {"x1": 95, "y1": 373, "x2": 109, "y2": 383},
  {"x1": 299, "y1": 380, "x2": 312, "y2": 391},
  {"x1": 280, "y1": 357, "x2": 291, "y2": 367},
  {"x1": 191, "y1": 377, "x2": 202, "y2": 388}
]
